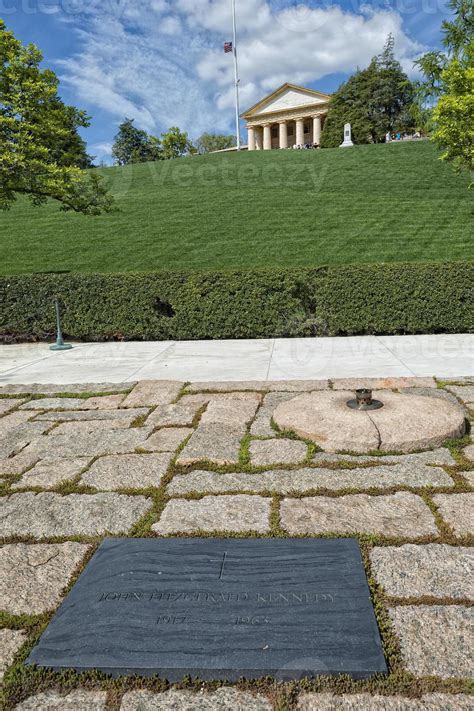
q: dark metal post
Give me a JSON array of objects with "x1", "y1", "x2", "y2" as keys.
[{"x1": 50, "y1": 299, "x2": 72, "y2": 351}]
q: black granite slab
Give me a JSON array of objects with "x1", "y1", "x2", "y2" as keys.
[{"x1": 27, "y1": 538, "x2": 387, "y2": 680}]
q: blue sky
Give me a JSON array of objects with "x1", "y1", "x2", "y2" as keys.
[{"x1": 3, "y1": 0, "x2": 451, "y2": 162}]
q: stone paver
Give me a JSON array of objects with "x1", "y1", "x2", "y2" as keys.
[
  {"x1": 0, "y1": 398, "x2": 25, "y2": 415},
  {"x1": 50, "y1": 419, "x2": 136, "y2": 435},
  {"x1": 0, "y1": 382, "x2": 134, "y2": 395},
  {"x1": 0, "y1": 542, "x2": 89, "y2": 615},
  {"x1": 463, "y1": 471, "x2": 474, "y2": 486},
  {"x1": 20, "y1": 397, "x2": 90, "y2": 410},
  {"x1": 0, "y1": 421, "x2": 50, "y2": 459},
  {"x1": 120, "y1": 688, "x2": 272, "y2": 711},
  {"x1": 0, "y1": 452, "x2": 38, "y2": 476},
  {"x1": 146, "y1": 400, "x2": 202, "y2": 426},
  {"x1": 24, "y1": 427, "x2": 151, "y2": 459},
  {"x1": 176, "y1": 424, "x2": 245, "y2": 466},
  {"x1": 0, "y1": 492, "x2": 152, "y2": 538},
  {"x1": 143, "y1": 427, "x2": 193, "y2": 452},
  {"x1": 11, "y1": 458, "x2": 90, "y2": 489},
  {"x1": 0, "y1": 629, "x2": 27, "y2": 681},
  {"x1": 14, "y1": 690, "x2": 107, "y2": 710},
  {"x1": 250, "y1": 392, "x2": 296, "y2": 436},
  {"x1": 432, "y1": 493, "x2": 473, "y2": 536},
  {"x1": 81, "y1": 453, "x2": 172, "y2": 490},
  {"x1": 200, "y1": 397, "x2": 259, "y2": 426},
  {"x1": 280, "y1": 493, "x2": 438, "y2": 538},
  {"x1": 152, "y1": 495, "x2": 271, "y2": 534},
  {"x1": 331, "y1": 377, "x2": 436, "y2": 390},
  {"x1": 167, "y1": 464, "x2": 454, "y2": 496},
  {"x1": 312, "y1": 449, "x2": 456, "y2": 466},
  {"x1": 249, "y1": 438, "x2": 308, "y2": 465},
  {"x1": 446, "y1": 385, "x2": 474, "y2": 404},
  {"x1": 370, "y1": 544, "x2": 474, "y2": 599},
  {"x1": 34, "y1": 408, "x2": 148, "y2": 422},
  {"x1": 121, "y1": 380, "x2": 183, "y2": 407},
  {"x1": 274, "y1": 391, "x2": 465, "y2": 454},
  {"x1": 389, "y1": 605, "x2": 473, "y2": 678},
  {"x1": 187, "y1": 380, "x2": 329, "y2": 392},
  {"x1": 463, "y1": 443, "x2": 474, "y2": 462},
  {"x1": 297, "y1": 693, "x2": 474, "y2": 710}
]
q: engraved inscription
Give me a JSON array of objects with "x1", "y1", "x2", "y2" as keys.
[{"x1": 99, "y1": 590, "x2": 334, "y2": 604}]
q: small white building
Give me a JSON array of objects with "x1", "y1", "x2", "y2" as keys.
[{"x1": 241, "y1": 82, "x2": 331, "y2": 150}]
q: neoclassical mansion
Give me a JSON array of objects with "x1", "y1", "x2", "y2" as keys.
[{"x1": 242, "y1": 83, "x2": 330, "y2": 150}]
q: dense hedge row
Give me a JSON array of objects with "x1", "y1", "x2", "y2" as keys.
[{"x1": 1, "y1": 263, "x2": 472, "y2": 342}]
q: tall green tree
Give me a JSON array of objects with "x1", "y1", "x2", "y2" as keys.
[
  {"x1": 160, "y1": 126, "x2": 194, "y2": 159},
  {"x1": 196, "y1": 133, "x2": 236, "y2": 154},
  {"x1": 321, "y1": 35, "x2": 416, "y2": 147},
  {"x1": 111, "y1": 118, "x2": 162, "y2": 165},
  {"x1": 0, "y1": 20, "x2": 113, "y2": 215},
  {"x1": 415, "y1": 0, "x2": 473, "y2": 174}
]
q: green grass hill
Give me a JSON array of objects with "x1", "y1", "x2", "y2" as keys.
[{"x1": 1, "y1": 141, "x2": 472, "y2": 275}]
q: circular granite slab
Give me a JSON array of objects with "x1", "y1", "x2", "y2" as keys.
[{"x1": 273, "y1": 391, "x2": 465, "y2": 454}]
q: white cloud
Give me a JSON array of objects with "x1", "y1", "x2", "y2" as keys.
[{"x1": 57, "y1": 0, "x2": 425, "y2": 141}]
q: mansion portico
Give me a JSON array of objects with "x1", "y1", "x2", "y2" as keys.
[{"x1": 241, "y1": 83, "x2": 330, "y2": 150}]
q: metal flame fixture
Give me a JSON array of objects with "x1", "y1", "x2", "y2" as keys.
[{"x1": 347, "y1": 389, "x2": 384, "y2": 411}]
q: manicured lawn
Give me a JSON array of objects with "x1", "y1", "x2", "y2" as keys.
[{"x1": 0, "y1": 141, "x2": 472, "y2": 275}]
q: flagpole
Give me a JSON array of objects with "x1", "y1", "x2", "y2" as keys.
[{"x1": 231, "y1": 0, "x2": 241, "y2": 150}]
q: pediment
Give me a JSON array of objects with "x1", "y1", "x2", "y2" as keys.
[{"x1": 242, "y1": 84, "x2": 330, "y2": 119}]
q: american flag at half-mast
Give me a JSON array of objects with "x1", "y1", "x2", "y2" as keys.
[{"x1": 224, "y1": 41, "x2": 233, "y2": 53}]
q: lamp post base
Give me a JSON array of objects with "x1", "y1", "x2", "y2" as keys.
[{"x1": 49, "y1": 343, "x2": 73, "y2": 351}]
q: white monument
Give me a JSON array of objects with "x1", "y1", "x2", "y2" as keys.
[{"x1": 340, "y1": 123, "x2": 354, "y2": 148}]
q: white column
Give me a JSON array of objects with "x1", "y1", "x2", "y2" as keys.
[
  {"x1": 247, "y1": 126, "x2": 256, "y2": 151},
  {"x1": 279, "y1": 121, "x2": 288, "y2": 149},
  {"x1": 296, "y1": 118, "x2": 304, "y2": 146},
  {"x1": 313, "y1": 115, "x2": 322, "y2": 145},
  {"x1": 263, "y1": 124, "x2": 272, "y2": 150},
  {"x1": 255, "y1": 127, "x2": 262, "y2": 150}
]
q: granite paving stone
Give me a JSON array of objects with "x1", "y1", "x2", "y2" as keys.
[
  {"x1": 13, "y1": 690, "x2": 108, "y2": 710},
  {"x1": 389, "y1": 605, "x2": 473, "y2": 678},
  {"x1": 0, "y1": 492, "x2": 152, "y2": 537},
  {"x1": 400, "y1": 387, "x2": 462, "y2": 407},
  {"x1": 249, "y1": 438, "x2": 308, "y2": 465},
  {"x1": 0, "y1": 410, "x2": 36, "y2": 431},
  {"x1": 463, "y1": 444, "x2": 474, "y2": 462},
  {"x1": 11, "y1": 457, "x2": 91, "y2": 489},
  {"x1": 152, "y1": 495, "x2": 271, "y2": 534},
  {"x1": 146, "y1": 400, "x2": 203, "y2": 426},
  {"x1": 0, "y1": 629, "x2": 27, "y2": 681},
  {"x1": 312, "y1": 449, "x2": 456, "y2": 466},
  {"x1": 49, "y1": 419, "x2": 137, "y2": 435},
  {"x1": 81, "y1": 453, "x2": 172, "y2": 490},
  {"x1": 250, "y1": 392, "x2": 296, "y2": 436},
  {"x1": 34, "y1": 408, "x2": 148, "y2": 422},
  {"x1": 20, "y1": 397, "x2": 89, "y2": 410},
  {"x1": 0, "y1": 542, "x2": 89, "y2": 615},
  {"x1": 446, "y1": 385, "x2": 474, "y2": 404},
  {"x1": 187, "y1": 380, "x2": 329, "y2": 392},
  {"x1": 200, "y1": 397, "x2": 260, "y2": 426},
  {"x1": 297, "y1": 693, "x2": 474, "y2": 710},
  {"x1": 0, "y1": 382, "x2": 134, "y2": 395},
  {"x1": 463, "y1": 471, "x2": 474, "y2": 486},
  {"x1": 167, "y1": 464, "x2": 454, "y2": 496},
  {"x1": 280, "y1": 493, "x2": 438, "y2": 538},
  {"x1": 0, "y1": 422, "x2": 51, "y2": 459},
  {"x1": 331, "y1": 377, "x2": 436, "y2": 390},
  {"x1": 120, "y1": 688, "x2": 272, "y2": 711},
  {"x1": 432, "y1": 493, "x2": 474, "y2": 536},
  {"x1": 0, "y1": 398, "x2": 25, "y2": 416},
  {"x1": 80, "y1": 394, "x2": 126, "y2": 409},
  {"x1": 0, "y1": 452, "x2": 38, "y2": 476},
  {"x1": 142, "y1": 427, "x2": 193, "y2": 452},
  {"x1": 370, "y1": 544, "x2": 474, "y2": 599},
  {"x1": 176, "y1": 424, "x2": 245, "y2": 466},
  {"x1": 23, "y1": 427, "x2": 152, "y2": 459},
  {"x1": 121, "y1": 380, "x2": 183, "y2": 408}
]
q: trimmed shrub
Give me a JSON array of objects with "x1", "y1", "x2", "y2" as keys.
[{"x1": 0, "y1": 263, "x2": 472, "y2": 342}]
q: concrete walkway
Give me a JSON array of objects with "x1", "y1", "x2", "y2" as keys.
[{"x1": 0, "y1": 334, "x2": 473, "y2": 384}]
